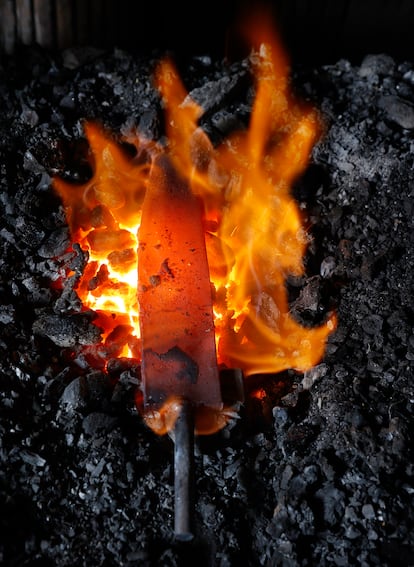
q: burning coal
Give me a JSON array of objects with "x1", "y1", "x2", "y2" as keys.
[{"x1": 53, "y1": 16, "x2": 336, "y2": 435}]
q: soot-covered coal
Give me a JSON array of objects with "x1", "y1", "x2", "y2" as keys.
[{"x1": 0, "y1": 45, "x2": 413, "y2": 566}]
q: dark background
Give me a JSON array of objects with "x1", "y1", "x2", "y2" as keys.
[{"x1": 1, "y1": 0, "x2": 414, "y2": 64}]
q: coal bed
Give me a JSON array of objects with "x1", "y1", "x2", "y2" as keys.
[{"x1": 0, "y1": 43, "x2": 413, "y2": 567}]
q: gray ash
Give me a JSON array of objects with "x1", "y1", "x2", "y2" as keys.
[{"x1": 0, "y1": 44, "x2": 413, "y2": 567}]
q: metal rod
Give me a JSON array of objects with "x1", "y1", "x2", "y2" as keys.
[{"x1": 173, "y1": 399, "x2": 194, "y2": 541}]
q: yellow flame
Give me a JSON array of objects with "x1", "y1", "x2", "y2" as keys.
[{"x1": 53, "y1": 17, "x2": 336, "y2": 389}]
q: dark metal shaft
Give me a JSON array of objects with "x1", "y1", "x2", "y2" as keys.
[{"x1": 174, "y1": 399, "x2": 194, "y2": 541}]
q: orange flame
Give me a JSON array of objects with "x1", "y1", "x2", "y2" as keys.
[
  {"x1": 53, "y1": 18, "x2": 336, "y2": 430},
  {"x1": 53, "y1": 123, "x2": 151, "y2": 360}
]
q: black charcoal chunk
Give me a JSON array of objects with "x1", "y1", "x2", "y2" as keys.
[
  {"x1": 32, "y1": 313, "x2": 101, "y2": 347},
  {"x1": 59, "y1": 376, "x2": 87, "y2": 411},
  {"x1": 82, "y1": 412, "x2": 118, "y2": 436},
  {"x1": 359, "y1": 54, "x2": 395, "y2": 78},
  {"x1": 320, "y1": 256, "x2": 336, "y2": 278},
  {"x1": 53, "y1": 278, "x2": 83, "y2": 314},
  {"x1": 15, "y1": 217, "x2": 45, "y2": 248},
  {"x1": 378, "y1": 95, "x2": 414, "y2": 129},
  {"x1": 38, "y1": 227, "x2": 70, "y2": 258},
  {"x1": 315, "y1": 485, "x2": 345, "y2": 526},
  {"x1": 361, "y1": 314, "x2": 383, "y2": 336},
  {"x1": 0, "y1": 304, "x2": 15, "y2": 324},
  {"x1": 186, "y1": 68, "x2": 249, "y2": 114}
]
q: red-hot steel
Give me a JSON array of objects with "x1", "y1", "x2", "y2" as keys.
[{"x1": 137, "y1": 154, "x2": 223, "y2": 434}]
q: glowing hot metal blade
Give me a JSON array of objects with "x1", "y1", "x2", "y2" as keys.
[{"x1": 138, "y1": 154, "x2": 222, "y2": 414}]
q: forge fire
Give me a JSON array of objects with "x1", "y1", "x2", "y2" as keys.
[
  {"x1": 1, "y1": 5, "x2": 414, "y2": 566},
  {"x1": 52, "y1": 20, "x2": 335, "y2": 435}
]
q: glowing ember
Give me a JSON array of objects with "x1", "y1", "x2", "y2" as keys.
[{"x1": 53, "y1": 16, "x2": 336, "y2": 433}]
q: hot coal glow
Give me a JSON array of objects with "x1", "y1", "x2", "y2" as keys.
[{"x1": 53, "y1": 20, "x2": 336, "y2": 434}]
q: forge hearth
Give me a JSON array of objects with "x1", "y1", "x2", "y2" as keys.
[{"x1": 1, "y1": 12, "x2": 414, "y2": 567}]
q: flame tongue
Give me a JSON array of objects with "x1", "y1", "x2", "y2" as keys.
[
  {"x1": 52, "y1": 18, "x2": 337, "y2": 435},
  {"x1": 138, "y1": 154, "x2": 222, "y2": 431}
]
